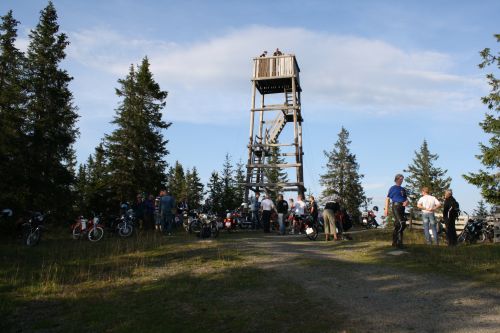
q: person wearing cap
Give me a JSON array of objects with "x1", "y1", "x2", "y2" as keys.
[{"x1": 384, "y1": 174, "x2": 409, "y2": 248}]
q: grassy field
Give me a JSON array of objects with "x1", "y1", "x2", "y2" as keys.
[{"x1": 0, "y1": 227, "x2": 498, "y2": 332}]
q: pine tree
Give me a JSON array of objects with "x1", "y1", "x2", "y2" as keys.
[
  {"x1": 24, "y1": 2, "x2": 79, "y2": 215},
  {"x1": 206, "y1": 171, "x2": 223, "y2": 214},
  {"x1": 221, "y1": 154, "x2": 235, "y2": 211},
  {"x1": 0, "y1": 10, "x2": 28, "y2": 211},
  {"x1": 84, "y1": 143, "x2": 115, "y2": 214},
  {"x1": 185, "y1": 167, "x2": 204, "y2": 210},
  {"x1": 320, "y1": 127, "x2": 365, "y2": 220},
  {"x1": 463, "y1": 35, "x2": 500, "y2": 205},
  {"x1": 474, "y1": 200, "x2": 489, "y2": 218},
  {"x1": 264, "y1": 144, "x2": 289, "y2": 201},
  {"x1": 233, "y1": 160, "x2": 246, "y2": 207},
  {"x1": 105, "y1": 57, "x2": 170, "y2": 203},
  {"x1": 166, "y1": 161, "x2": 186, "y2": 202},
  {"x1": 404, "y1": 140, "x2": 451, "y2": 202}
]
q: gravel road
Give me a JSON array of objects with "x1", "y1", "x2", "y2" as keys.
[{"x1": 240, "y1": 233, "x2": 500, "y2": 333}]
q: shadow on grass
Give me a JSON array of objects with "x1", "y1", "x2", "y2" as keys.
[{"x1": 1, "y1": 229, "x2": 499, "y2": 332}]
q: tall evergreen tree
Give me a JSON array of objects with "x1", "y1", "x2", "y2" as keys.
[
  {"x1": 320, "y1": 127, "x2": 365, "y2": 220},
  {"x1": 206, "y1": 171, "x2": 223, "y2": 214},
  {"x1": 404, "y1": 140, "x2": 451, "y2": 202},
  {"x1": 166, "y1": 161, "x2": 186, "y2": 201},
  {"x1": 233, "y1": 160, "x2": 246, "y2": 207},
  {"x1": 264, "y1": 144, "x2": 289, "y2": 201},
  {"x1": 185, "y1": 167, "x2": 204, "y2": 210},
  {"x1": 221, "y1": 154, "x2": 236, "y2": 211},
  {"x1": 105, "y1": 57, "x2": 170, "y2": 202},
  {"x1": 0, "y1": 10, "x2": 28, "y2": 211},
  {"x1": 463, "y1": 35, "x2": 500, "y2": 205},
  {"x1": 25, "y1": 2, "x2": 79, "y2": 215}
]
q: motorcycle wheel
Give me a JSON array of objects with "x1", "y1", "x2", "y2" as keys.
[
  {"x1": 26, "y1": 229, "x2": 41, "y2": 247},
  {"x1": 306, "y1": 225, "x2": 318, "y2": 241},
  {"x1": 72, "y1": 226, "x2": 82, "y2": 240},
  {"x1": 88, "y1": 226, "x2": 104, "y2": 242},
  {"x1": 190, "y1": 220, "x2": 202, "y2": 234},
  {"x1": 118, "y1": 222, "x2": 133, "y2": 237},
  {"x1": 477, "y1": 231, "x2": 487, "y2": 243}
]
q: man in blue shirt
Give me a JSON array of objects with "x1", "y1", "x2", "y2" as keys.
[
  {"x1": 160, "y1": 189, "x2": 176, "y2": 235},
  {"x1": 384, "y1": 174, "x2": 408, "y2": 248}
]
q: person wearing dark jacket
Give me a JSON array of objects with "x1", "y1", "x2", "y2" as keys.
[{"x1": 443, "y1": 189, "x2": 459, "y2": 246}]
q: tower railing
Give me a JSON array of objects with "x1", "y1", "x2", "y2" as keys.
[{"x1": 252, "y1": 55, "x2": 300, "y2": 80}]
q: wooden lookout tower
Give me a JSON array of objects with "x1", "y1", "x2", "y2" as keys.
[{"x1": 244, "y1": 53, "x2": 304, "y2": 201}]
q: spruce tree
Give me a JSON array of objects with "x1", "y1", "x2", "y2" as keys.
[
  {"x1": 185, "y1": 167, "x2": 204, "y2": 210},
  {"x1": 25, "y1": 2, "x2": 79, "y2": 215},
  {"x1": 404, "y1": 140, "x2": 451, "y2": 202},
  {"x1": 233, "y1": 160, "x2": 246, "y2": 207},
  {"x1": 207, "y1": 171, "x2": 223, "y2": 214},
  {"x1": 105, "y1": 57, "x2": 170, "y2": 203},
  {"x1": 83, "y1": 143, "x2": 115, "y2": 214},
  {"x1": 320, "y1": 127, "x2": 365, "y2": 220},
  {"x1": 264, "y1": 144, "x2": 289, "y2": 201},
  {"x1": 0, "y1": 10, "x2": 28, "y2": 211},
  {"x1": 463, "y1": 35, "x2": 500, "y2": 205},
  {"x1": 166, "y1": 161, "x2": 186, "y2": 202},
  {"x1": 221, "y1": 154, "x2": 236, "y2": 211}
]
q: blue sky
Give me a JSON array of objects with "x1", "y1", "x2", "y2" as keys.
[{"x1": 2, "y1": 0, "x2": 498, "y2": 213}]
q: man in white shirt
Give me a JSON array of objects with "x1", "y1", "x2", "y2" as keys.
[
  {"x1": 260, "y1": 194, "x2": 275, "y2": 233},
  {"x1": 417, "y1": 187, "x2": 441, "y2": 245},
  {"x1": 291, "y1": 194, "x2": 307, "y2": 234}
]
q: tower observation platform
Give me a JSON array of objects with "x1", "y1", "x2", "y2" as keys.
[{"x1": 244, "y1": 54, "x2": 305, "y2": 201}]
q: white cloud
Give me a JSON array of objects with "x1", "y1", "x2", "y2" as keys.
[{"x1": 66, "y1": 25, "x2": 485, "y2": 124}]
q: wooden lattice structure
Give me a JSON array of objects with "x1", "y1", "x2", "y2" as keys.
[{"x1": 244, "y1": 54, "x2": 304, "y2": 201}]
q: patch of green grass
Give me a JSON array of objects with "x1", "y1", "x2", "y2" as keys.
[
  {"x1": 0, "y1": 230, "x2": 347, "y2": 332},
  {"x1": 331, "y1": 228, "x2": 500, "y2": 287}
]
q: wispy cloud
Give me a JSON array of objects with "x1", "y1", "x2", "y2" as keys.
[{"x1": 66, "y1": 25, "x2": 485, "y2": 124}]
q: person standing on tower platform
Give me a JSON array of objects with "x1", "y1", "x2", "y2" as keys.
[
  {"x1": 384, "y1": 174, "x2": 409, "y2": 248},
  {"x1": 273, "y1": 48, "x2": 283, "y2": 56}
]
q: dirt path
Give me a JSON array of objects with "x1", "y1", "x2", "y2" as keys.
[{"x1": 237, "y1": 233, "x2": 500, "y2": 333}]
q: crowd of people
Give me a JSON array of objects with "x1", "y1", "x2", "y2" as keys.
[
  {"x1": 129, "y1": 172, "x2": 462, "y2": 247},
  {"x1": 129, "y1": 189, "x2": 187, "y2": 236},
  {"x1": 247, "y1": 191, "x2": 350, "y2": 241}
]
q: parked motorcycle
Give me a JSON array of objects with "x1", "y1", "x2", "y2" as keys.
[
  {"x1": 72, "y1": 213, "x2": 104, "y2": 242},
  {"x1": 183, "y1": 210, "x2": 199, "y2": 233},
  {"x1": 361, "y1": 206, "x2": 379, "y2": 229},
  {"x1": 117, "y1": 207, "x2": 136, "y2": 237},
  {"x1": 22, "y1": 211, "x2": 49, "y2": 247},
  {"x1": 458, "y1": 212, "x2": 488, "y2": 244},
  {"x1": 223, "y1": 210, "x2": 239, "y2": 232},
  {"x1": 191, "y1": 212, "x2": 219, "y2": 239},
  {"x1": 292, "y1": 214, "x2": 318, "y2": 240}
]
